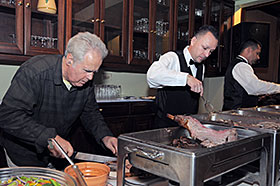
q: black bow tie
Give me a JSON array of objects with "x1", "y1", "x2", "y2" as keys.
[{"x1": 189, "y1": 59, "x2": 200, "y2": 67}]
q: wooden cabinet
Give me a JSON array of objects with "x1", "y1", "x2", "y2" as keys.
[
  {"x1": 69, "y1": 101, "x2": 155, "y2": 156},
  {"x1": 65, "y1": 0, "x2": 175, "y2": 73},
  {"x1": 128, "y1": 0, "x2": 173, "y2": 66},
  {"x1": 0, "y1": 0, "x2": 234, "y2": 76},
  {"x1": 65, "y1": 0, "x2": 129, "y2": 70},
  {"x1": 0, "y1": 0, "x2": 65, "y2": 63},
  {"x1": 173, "y1": 0, "x2": 234, "y2": 77},
  {"x1": 99, "y1": 101, "x2": 155, "y2": 136}
]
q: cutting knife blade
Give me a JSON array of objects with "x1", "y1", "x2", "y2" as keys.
[{"x1": 74, "y1": 151, "x2": 117, "y2": 163}]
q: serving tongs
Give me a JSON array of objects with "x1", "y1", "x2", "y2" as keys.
[{"x1": 49, "y1": 138, "x2": 88, "y2": 186}]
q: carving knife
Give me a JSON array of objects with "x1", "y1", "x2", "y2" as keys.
[{"x1": 72, "y1": 151, "x2": 117, "y2": 163}]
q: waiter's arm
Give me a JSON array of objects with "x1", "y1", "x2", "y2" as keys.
[{"x1": 233, "y1": 63, "x2": 280, "y2": 95}]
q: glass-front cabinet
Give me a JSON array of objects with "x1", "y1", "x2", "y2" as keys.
[
  {"x1": 0, "y1": 0, "x2": 234, "y2": 75},
  {"x1": 204, "y1": 0, "x2": 220, "y2": 74},
  {"x1": 66, "y1": 0, "x2": 127, "y2": 64},
  {"x1": 174, "y1": 0, "x2": 190, "y2": 50},
  {"x1": 0, "y1": 0, "x2": 64, "y2": 57},
  {"x1": 154, "y1": 0, "x2": 172, "y2": 61},
  {"x1": 128, "y1": 0, "x2": 150, "y2": 65},
  {"x1": 128, "y1": 0, "x2": 173, "y2": 65}
]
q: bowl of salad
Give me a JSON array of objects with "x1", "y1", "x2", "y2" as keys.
[{"x1": 0, "y1": 166, "x2": 77, "y2": 186}]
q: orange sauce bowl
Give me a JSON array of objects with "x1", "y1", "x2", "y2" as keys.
[{"x1": 64, "y1": 162, "x2": 110, "y2": 186}]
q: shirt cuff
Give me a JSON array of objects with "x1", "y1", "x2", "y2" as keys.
[{"x1": 35, "y1": 128, "x2": 57, "y2": 153}]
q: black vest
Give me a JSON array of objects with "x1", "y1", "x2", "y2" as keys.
[
  {"x1": 223, "y1": 56, "x2": 258, "y2": 111},
  {"x1": 156, "y1": 51, "x2": 203, "y2": 119}
]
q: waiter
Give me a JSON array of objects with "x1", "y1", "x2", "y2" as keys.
[
  {"x1": 223, "y1": 39, "x2": 280, "y2": 111},
  {"x1": 147, "y1": 25, "x2": 218, "y2": 128}
]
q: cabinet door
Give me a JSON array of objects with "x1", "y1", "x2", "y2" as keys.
[
  {"x1": 219, "y1": 1, "x2": 233, "y2": 74},
  {"x1": 128, "y1": 0, "x2": 151, "y2": 65},
  {"x1": 102, "y1": 0, "x2": 127, "y2": 64},
  {"x1": 153, "y1": 0, "x2": 173, "y2": 61},
  {"x1": 65, "y1": 0, "x2": 98, "y2": 43},
  {"x1": 130, "y1": 115, "x2": 154, "y2": 132},
  {"x1": 105, "y1": 116, "x2": 130, "y2": 136},
  {"x1": 174, "y1": 0, "x2": 190, "y2": 50},
  {"x1": 205, "y1": 0, "x2": 220, "y2": 74},
  {"x1": 193, "y1": 0, "x2": 206, "y2": 35},
  {"x1": 25, "y1": 0, "x2": 65, "y2": 56},
  {"x1": 0, "y1": 0, "x2": 23, "y2": 54}
]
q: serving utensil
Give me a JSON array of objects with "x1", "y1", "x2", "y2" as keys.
[
  {"x1": 201, "y1": 96, "x2": 215, "y2": 113},
  {"x1": 49, "y1": 138, "x2": 88, "y2": 186}
]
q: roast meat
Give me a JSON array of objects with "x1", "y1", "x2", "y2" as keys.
[{"x1": 167, "y1": 114, "x2": 238, "y2": 148}]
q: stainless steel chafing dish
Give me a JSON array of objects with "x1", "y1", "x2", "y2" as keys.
[
  {"x1": 241, "y1": 105, "x2": 280, "y2": 113},
  {"x1": 193, "y1": 109, "x2": 280, "y2": 186},
  {"x1": 117, "y1": 124, "x2": 271, "y2": 186}
]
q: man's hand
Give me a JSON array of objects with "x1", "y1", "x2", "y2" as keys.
[
  {"x1": 187, "y1": 74, "x2": 203, "y2": 96},
  {"x1": 48, "y1": 135, "x2": 74, "y2": 158},
  {"x1": 102, "y1": 136, "x2": 118, "y2": 155}
]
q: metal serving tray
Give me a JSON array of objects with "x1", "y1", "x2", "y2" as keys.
[
  {"x1": 242, "y1": 105, "x2": 280, "y2": 113},
  {"x1": 223, "y1": 109, "x2": 280, "y2": 121},
  {"x1": 193, "y1": 112, "x2": 280, "y2": 186},
  {"x1": 117, "y1": 125, "x2": 271, "y2": 186}
]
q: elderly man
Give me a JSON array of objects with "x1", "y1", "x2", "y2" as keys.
[
  {"x1": 147, "y1": 25, "x2": 218, "y2": 128},
  {"x1": 223, "y1": 39, "x2": 280, "y2": 110},
  {"x1": 0, "y1": 32, "x2": 117, "y2": 167}
]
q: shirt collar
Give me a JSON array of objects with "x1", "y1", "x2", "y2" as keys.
[
  {"x1": 238, "y1": 55, "x2": 249, "y2": 63},
  {"x1": 183, "y1": 46, "x2": 194, "y2": 66}
]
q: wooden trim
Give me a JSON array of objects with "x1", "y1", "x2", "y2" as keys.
[
  {"x1": 206, "y1": 0, "x2": 211, "y2": 24},
  {"x1": 16, "y1": 0, "x2": 24, "y2": 53},
  {"x1": 65, "y1": 0, "x2": 72, "y2": 44},
  {"x1": 173, "y1": 0, "x2": 178, "y2": 50},
  {"x1": 128, "y1": 0, "x2": 134, "y2": 64},
  {"x1": 122, "y1": 0, "x2": 128, "y2": 60},
  {"x1": 169, "y1": 0, "x2": 174, "y2": 51},
  {"x1": 23, "y1": 0, "x2": 31, "y2": 55},
  {"x1": 218, "y1": 0, "x2": 223, "y2": 72},
  {"x1": 58, "y1": 0, "x2": 65, "y2": 54},
  {"x1": 94, "y1": 0, "x2": 100, "y2": 35},
  {"x1": 99, "y1": 0, "x2": 105, "y2": 40},
  {"x1": 189, "y1": 0, "x2": 195, "y2": 39},
  {"x1": 148, "y1": 0, "x2": 155, "y2": 63},
  {"x1": 57, "y1": 0, "x2": 65, "y2": 54},
  {"x1": 0, "y1": 53, "x2": 30, "y2": 64}
]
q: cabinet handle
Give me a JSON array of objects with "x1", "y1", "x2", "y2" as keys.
[
  {"x1": 95, "y1": 19, "x2": 100, "y2": 22},
  {"x1": 18, "y1": 1, "x2": 23, "y2": 6},
  {"x1": 101, "y1": 20, "x2": 106, "y2": 24},
  {"x1": 220, "y1": 45, "x2": 224, "y2": 48},
  {"x1": 99, "y1": 109, "x2": 103, "y2": 112},
  {"x1": 91, "y1": 19, "x2": 95, "y2": 23},
  {"x1": 25, "y1": 2, "x2": 30, "y2": 7},
  {"x1": 150, "y1": 30, "x2": 154, "y2": 33}
]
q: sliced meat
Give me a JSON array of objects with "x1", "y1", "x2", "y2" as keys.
[{"x1": 167, "y1": 114, "x2": 238, "y2": 148}]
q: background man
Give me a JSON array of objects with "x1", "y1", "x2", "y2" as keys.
[
  {"x1": 0, "y1": 32, "x2": 117, "y2": 168},
  {"x1": 147, "y1": 25, "x2": 218, "y2": 128},
  {"x1": 223, "y1": 39, "x2": 280, "y2": 111}
]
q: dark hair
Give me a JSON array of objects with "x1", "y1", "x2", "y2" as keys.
[
  {"x1": 195, "y1": 25, "x2": 219, "y2": 40},
  {"x1": 239, "y1": 39, "x2": 262, "y2": 54}
]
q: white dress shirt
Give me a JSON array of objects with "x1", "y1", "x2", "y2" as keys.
[
  {"x1": 147, "y1": 47, "x2": 205, "y2": 88},
  {"x1": 232, "y1": 55, "x2": 280, "y2": 95}
]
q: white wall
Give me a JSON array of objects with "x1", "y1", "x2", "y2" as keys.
[
  {"x1": 93, "y1": 70, "x2": 154, "y2": 97},
  {"x1": 0, "y1": 65, "x2": 153, "y2": 100},
  {"x1": 0, "y1": 65, "x2": 19, "y2": 99},
  {"x1": 0, "y1": 65, "x2": 225, "y2": 114}
]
